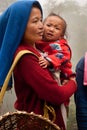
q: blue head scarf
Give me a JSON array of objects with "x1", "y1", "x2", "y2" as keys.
[{"x1": 0, "y1": 0, "x2": 43, "y2": 87}]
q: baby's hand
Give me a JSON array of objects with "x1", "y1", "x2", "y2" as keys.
[
  {"x1": 39, "y1": 56, "x2": 49, "y2": 68},
  {"x1": 70, "y1": 77, "x2": 77, "y2": 85}
]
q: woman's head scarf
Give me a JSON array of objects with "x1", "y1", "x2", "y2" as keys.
[{"x1": 0, "y1": 0, "x2": 42, "y2": 87}]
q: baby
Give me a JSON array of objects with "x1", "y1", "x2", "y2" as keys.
[
  {"x1": 36, "y1": 13, "x2": 76, "y2": 117},
  {"x1": 36, "y1": 13, "x2": 75, "y2": 84}
]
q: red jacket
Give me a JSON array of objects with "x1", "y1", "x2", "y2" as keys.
[
  {"x1": 36, "y1": 39, "x2": 74, "y2": 79},
  {"x1": 13, "y1": 43, "x2": 77, "y2": 130}
]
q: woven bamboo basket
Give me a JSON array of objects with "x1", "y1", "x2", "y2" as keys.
[{"x1": 0, "y1": 111, "x2": 60, "y2": 130}]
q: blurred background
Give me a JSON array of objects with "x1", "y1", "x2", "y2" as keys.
[
  {"x1": 0, "y1": 0, "x2": 87, "y2": 71},
  {"x1": 0, "y1": 0, "x2": 87, "y2": 129}
]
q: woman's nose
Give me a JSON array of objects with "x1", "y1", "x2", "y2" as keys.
[{"x1": 39, "y1": 21, "x2": 43, "y2": 29}]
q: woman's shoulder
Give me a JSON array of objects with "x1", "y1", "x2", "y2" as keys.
[{"x1": 15, "y1": 44, "x2": 41, "y2": 58}]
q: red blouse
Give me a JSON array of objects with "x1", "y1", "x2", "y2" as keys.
[{"x1": 13, "y1": 43, "x2": 77, "y2": 130}]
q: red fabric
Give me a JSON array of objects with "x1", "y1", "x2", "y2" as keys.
[
  {"x1": 13, "y1": 43, "x2": 77, "y2": 130},
  {"x1": 84, "y1": 52, "x2": 87, "y2": 85},
  {"x1": 36, "y1": 39, "x2": 74, "y2": 78}
]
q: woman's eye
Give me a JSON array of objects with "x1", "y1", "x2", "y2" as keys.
[
  {"x1": 33, "y1": 18, "x2": 43, "y2": 23},
  {"x1": 33, "y1": 20, "x2": 38, "y2": 23}
]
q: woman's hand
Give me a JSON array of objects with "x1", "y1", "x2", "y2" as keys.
[
  {"x1": 62, "y1": 77, "x2": 77, "y2": 86},
  {"x1": 62, "y1": 79, "x2": 69, "y2": 85}
]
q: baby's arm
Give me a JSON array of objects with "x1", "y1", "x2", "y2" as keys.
[{"x1": 39, "y1": 56, "x2": 51, "y2": 68}]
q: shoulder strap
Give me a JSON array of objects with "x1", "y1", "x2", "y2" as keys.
[{"x1": 0, "y1": 50, "x2": 38, "y2": 104}]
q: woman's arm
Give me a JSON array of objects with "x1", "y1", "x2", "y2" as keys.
[{"x1": 18, "y1": 54, "x2": 77, "y2": 105}]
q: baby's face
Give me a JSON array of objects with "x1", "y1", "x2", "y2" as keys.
[{"x1": 43, "y1": 16, "x2": 64, "y2": 42}]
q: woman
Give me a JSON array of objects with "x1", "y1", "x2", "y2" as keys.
[
  {"x1": 0, "y1": 0, "x2": 77, "y2": 130},
  {"x1": 75, "y1": 53, "x2": 87, "y2": 130}
]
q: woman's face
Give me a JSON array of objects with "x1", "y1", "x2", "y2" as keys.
[{"x1": 23, "y1": 7, "x2": 43, "y2": 44}]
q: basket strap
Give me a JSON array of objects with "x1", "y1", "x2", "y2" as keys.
[
  {"x1": 43, "y1": 101, "x2": 56, "y2": 122},
  {"x1": 0, "y1": 50, "x2": 38, "y2": 104}
]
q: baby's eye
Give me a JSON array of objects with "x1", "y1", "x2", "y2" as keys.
[
  {"x1": 55, "y1": 27, "x2": 60, "y2": 30},
  {"x1": 56, "y1": 28, "x2": 59, "y2": 30},
  {"x1": 46, "y1": 24, "x2": 51, "y2": 27},
  {"x1": 40, "y1": 18, "x2": 43, "y2": 22}
]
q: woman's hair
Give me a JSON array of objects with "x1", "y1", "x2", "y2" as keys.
[
  {"x1": 44, "y1": 13, "x2": 68, "y2": 38},
  {"x1": 33, "y1": 1, "x2": 43, "y2": 16}
]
